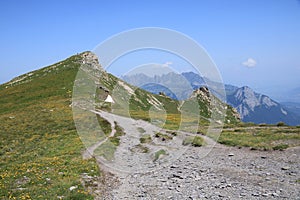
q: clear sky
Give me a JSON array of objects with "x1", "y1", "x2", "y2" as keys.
[{"x1": 1, "y1": 0, "x2": 300, "y2": 101}]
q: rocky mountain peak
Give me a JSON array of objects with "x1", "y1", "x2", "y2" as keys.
[
  {"x1": 226, "y1": 85, "x2": 299, "y2": 125},
  {"x1": 78, "y1": 51, "x2": 104, "y2": 74},
  {"x1": 80, "y1": 51, "x2": 100, "y2": 65},
  {"x1": 192, "y1": 86, "x2": 211, "y2": 102}
]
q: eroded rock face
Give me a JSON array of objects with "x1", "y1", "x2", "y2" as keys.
[
  {"x1": 191, "y1": 86, "x2": 211, "y2": 103},
  {"x1": 79, "y1": 51, "x2": 104, "y2": 73},
  {"x1": 81, "y1": 51, "x2": 100, "y2": 66}
]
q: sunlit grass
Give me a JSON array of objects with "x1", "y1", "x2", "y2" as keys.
[
  {"x1": 219, "y1": 126, "x2": 300, "y2": 150},
  {"x1": 0, "y1": 54, "x2": 100, "y2": 199}
]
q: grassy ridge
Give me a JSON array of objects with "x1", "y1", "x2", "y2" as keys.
[{"x1": 0, "y1": 54, "x2": 100, "y2": 199}]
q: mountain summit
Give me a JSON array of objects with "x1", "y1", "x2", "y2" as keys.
[{"x1": 227, "y1": 86, "x2": 299, "y2": 125}]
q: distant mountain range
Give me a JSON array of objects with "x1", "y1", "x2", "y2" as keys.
[{"x1": 122, "y1": 72, "x2": 300, "y2": 126}]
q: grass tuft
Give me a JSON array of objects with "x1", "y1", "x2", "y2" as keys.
[
  {"x1": 140, "y1": 134, "x2": 152, "y2": 143},
  {"x1": 182, "y1": 136, "x2": 205, "y2": 147},
  {"x1": 153, "y1": 149, "x2": 167, "y2": 162}
]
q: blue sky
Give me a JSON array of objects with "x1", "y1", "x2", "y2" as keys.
[{"x1": 1, "y1": 0, "x2": 300, "y2": 101}]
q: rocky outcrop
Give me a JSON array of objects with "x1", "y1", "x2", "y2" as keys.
[
  {"x1": 192, "y1": 86, "x2": 210, "y2": 101},
  {"x1": 80, "y1": 51, "x2": 100, "y2": 66},
  {"x1": 78, "y1": 51, "x2": 104, "y2": 74},
  {"x1": 188, "y1": 87, "x2": 240, "y2": 123}
]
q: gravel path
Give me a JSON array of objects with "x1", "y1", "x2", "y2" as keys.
[{"x1": 88, "y1": 111, "x2": 299, "y2": 200}]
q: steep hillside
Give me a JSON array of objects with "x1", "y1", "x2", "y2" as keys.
[{"x1": 0, "y1": 53, "x2": 100, "y2": 199}]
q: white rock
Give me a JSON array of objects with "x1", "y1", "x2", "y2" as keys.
[{"x1": 69, "y1": 186, "x2": 78, "y2": 191}]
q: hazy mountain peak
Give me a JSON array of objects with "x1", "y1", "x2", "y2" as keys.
[
  {"x1": 227, "y1": 86, "x2": 299, "y2": 125},
  {"x1": 234, "y1": 86, "x2": 259, "y2": 111}
]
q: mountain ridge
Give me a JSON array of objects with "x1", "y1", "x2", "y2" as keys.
[{"x1": 122, "y1": 72, "x2": 300, "y2": 126}]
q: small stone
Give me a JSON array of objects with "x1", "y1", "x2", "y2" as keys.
[
  {"x1": 228, "y1": 153, "x2": 234, "y2": 157},
  {"x1": 172, "y1": 174, "x2": 184, "y2": 179},
  {"x1": 92, "y1": 181, "x2": 98, "y2": 186},
  {"x1": 252, "y1": 193, "x2": 260, "y2": 197},
  {"x1": 168, "y1": 186, "x2": 174, "y2": 190},
  {"x1": 158, "y1": 179, "x2": 167, "y2": 182},
  {"x1": 281, "y1": 166, "x2": 290, "y2": 170},
  {"x1": 288, "y1": 171, "x2": 296, "y2": 176},
  {"x1": 220, "y1": 179, "x2": 227, "y2": 183},
  {"x1": 69, "y1": 186, "x2": 77, "y2": 191},
  {"x1": 216, "y1": 192, "x2": 226, "y2": 197},
  {"x1": 272, "y1": 193, "x2": 279, "y2": 197},
  {"x1": 261, "y1": 155, "x2": 267, "y2": 159}
]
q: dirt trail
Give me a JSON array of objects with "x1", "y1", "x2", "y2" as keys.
[{"x1": 86, "y1": 111, "x2": 299, "y2": 200}]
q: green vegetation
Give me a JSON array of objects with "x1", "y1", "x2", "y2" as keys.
[
  {"x1": 94, "y1": 140, "x2": 117, "y2": 161},
  {"x1": 140, "y1": 134, "x2": 152, "y2": 144},
  {"x1": 272, "y1": 144, "x2": 289, "y2": 151},
  {"x1": 154, "y1": 132, "x2": 173, "y2": 141},
  {"x1": 130, "y1": 144, "x2": 149, "y2": 153},
  {"x1": 153, "y1": 149, "x2": 167, "y2": 162},
  {"x1": 94, "y1": 121, "x2": 125, "y2": 160},
  {"x1": 137, "y1": 127, "x2": 146, "y2": 133},
  {"x1": 96, "y1": 114, "x2": 112, "y2": 136},
  {"x1": 114, "y1": 122, "x2": 125, "y2": 137},
  {"x1": 219, "y1": 126, "x2": 300, "y2": 150},
  {"x1": 166, "y1": 130, "x2": 178, "y2": 136},
  {"x1": 277, "y1": 122, "x2": 286, "y2": 127},
  {"x1": 0, "y1": 53, "x2": 99, "y2": 199},
  {"x1": 182, "y1": 136, "x2": 205, "y2": 147}
]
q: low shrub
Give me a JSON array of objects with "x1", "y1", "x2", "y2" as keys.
[
  {"x1": 277, "y1": 122, "x2": 286, "y2": 127},
  {"x1": 182, "y1": 136, "x2": 205, "y2": 147},
  {"x1": 273, "y1": 144, "x2": 289, "y2": 150},
  {"x1": 140, "y1": 134, "x2": 152, "y2": 143},
  {"x1": 155, "y1": 132, "x2": 173, "y2": 141},
  {"x1": 137, "y1": 127, "x2": 146, "y2": 133},
  {"x1": 153, "y1": 149, "x2": 167, "y2": 161}
]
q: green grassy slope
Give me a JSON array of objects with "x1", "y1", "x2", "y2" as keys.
[{"x1": 0, "y1": 53, "x2": 99, "y2": 199}]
